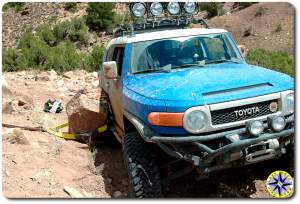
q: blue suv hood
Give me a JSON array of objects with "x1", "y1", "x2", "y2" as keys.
[{"x1": 125, "y1": 63, "x2": 294, "y2": 106}]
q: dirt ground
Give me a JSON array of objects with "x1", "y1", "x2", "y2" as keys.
[{"x1": 2, "y1": 70, "x2": 294, "y2": 198}]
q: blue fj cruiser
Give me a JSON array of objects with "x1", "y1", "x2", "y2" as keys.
[{"x1": 98, "y1": 2, "x2": 294, "y2": 198}]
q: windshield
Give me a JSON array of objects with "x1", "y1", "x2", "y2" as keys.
[{"x1": 130, "y1": 33, "x2": 242, "y2": 74}]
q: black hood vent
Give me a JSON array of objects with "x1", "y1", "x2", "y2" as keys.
[{"x1": 203, "y1": 83, "x2": 273, "y2": 97}]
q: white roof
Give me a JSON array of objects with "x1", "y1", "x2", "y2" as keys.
[{"x1": 107, "y1": 28, "x2": 228, "y2": 48}]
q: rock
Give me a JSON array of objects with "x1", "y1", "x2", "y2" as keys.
[
  {"x1": 67, "y1": 91, "x2": 107, "y2": 135},
  {"x1": 18, "y1": 99, "x2": 26, "y2": 106},
  {"x1": 92, "y1": 72, "x2": 98, "y2": 78},
  {"x1": 4, "y1": 171, "x2": 10, "y2": 177},
  {"x1": 82, "y1": 189, "x2": 93, "y2": 198},
  {"x1": 2, "y1": 77, "x2": 12, "y2": 96},
  {"x1": 95, "y1": 163, "x2": 105, "y2": 175},
  {"x1": 35, "y1": 75, "x2": 50, "y2": 81},
  {"x1": 91, "y1": 80, "x2": 99, "y2": 88},
  {"x1": 113, "y1": 191, "x2": 122, "y2": 198},
  {"x1": 63, "y1": 71, "x2": 73, "y2": 79},
  {"x1": 49, "y1": 178, "x2": 56, "y2": 186},
  {"x1": 106, "y1": 178, "x2": 112, "y2": 184},
  {"x1": 2, "y1": 128, "x2": 30, "y2": 145},
  {"x1": 85, "y1": 76, "x2": 93, "y2": 83},
  {"x1": 48, "y1": 69, "x2": 58, "y2": 80},
  {"x1": 57, "y1": 79, "x2": 65, "y2": 87},
  {"x1": 49, "y1": 69, "x2": 57, "y2": 76},
  {"x1": 2, "y1": 99, "x2": 13, "y2": 114},
  {"x1": 17, "y1": 71, "x2": 26, "y2": 76},
  {"x1": 25, "y1": 75, "x2": 35, "y2": 80},
  {"x1": 121, "y1": 179, "x2": 128, "y2": 186},
  {"x1": 31, "y1": 142, "x2": 40, "y2": 148},
  {"x1": 64, "y1": 186, "x2": 84, "y2": 198}
]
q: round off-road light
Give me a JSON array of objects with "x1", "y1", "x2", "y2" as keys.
[
  {"x1": 167, "y1": 2, "x2": 180, "y2": 15},
  {"x1": 131, "y1": 3, "x2": 146, "y2": 17},
  {"x1": 270, "y1": 116, "x2": 286, "y2": 132},
  {"x1": 150, "y1": 2, "x2": 163, "y2": 16},
  {"x1": 183, "y1": 110, "x2": 207, "y2": 134},
  {"x1": 247, "y1": 120, "x2": 264, "y2": 136},
  {"x1": 184, "y1": 2, "x2": 196, "y2": 14}
]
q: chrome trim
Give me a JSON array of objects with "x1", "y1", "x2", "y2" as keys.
[{"x1": 183, "y1": 90, "x2": 294, "y2": 134}]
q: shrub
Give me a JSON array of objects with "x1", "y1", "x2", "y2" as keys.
[
  {"x1": 2, "y1": 2, "x2": 25, "y2": 13},
  {"x1": 246, "y1": 48, "x2": 294, "y2": 76},
  {"x1": 199, "y1": 3, "x2": 218, "y2": 18},
  {"x1": 37, "y1": 25, "x2": 56, "y2": 46},
  {"x1": 53, "y1": 21, "x2": 71, "y2": 44},
  {"x1": 3, "y1": 17, "x2": 103, "y2": 73},
  {"x1": 47, "y1": 42, "x2": 81, "y2": 72},
  {"x1": 114, "y1": 12, "x2": 132, "y2": 27},
  {"x1": 17, "y1": 28, "x2": 35, "y2": 49},
  {"x1": 68, "y1": 18, "x2": 89, "y2": 44},
  {"x1": 84, "y1": 45, "x2": 105, "y2": 72},
  {"x1": 86, "y1": 3, "x2": 116, "y2": 31},
  {"x1": 3, "y1": 48, "x2": 27, "y2": 71},
  {"x1": 64, "y1": 2, "x2": 77, "y2": 12},
  {"x1": 22, "y1": 40, "x2": 49, "y2": 68},
  {"x1": 275, "y1": 24, "x2": 283, "y2": 32},
  {"x1": 52, "y1": 18, "x2": 89, "y2": 45},
  {"x1": 255, "y1": 6, "x2": 267, "y2": 17},
  {"x1": 233, "y1": 2, "x2": 257, "y2": 10}
]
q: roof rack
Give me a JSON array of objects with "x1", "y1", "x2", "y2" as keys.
[{"x1": 113, "y1": 18, "x2": 210, "y2": 38}]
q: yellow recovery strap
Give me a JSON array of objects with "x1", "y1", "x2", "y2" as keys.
[{"x1": 46, "y1": 122, "x2": 108, "y2": 140}]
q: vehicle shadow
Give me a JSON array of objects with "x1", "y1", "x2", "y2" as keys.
[
  {"x1": 91, "y1": 143, "x2": 294, "y2": 198},
  {"x1": 163, "y1": 153, "x2": 294, "y2": 198},
  {"x1": 91, "y1": 143, "x2": 129, "y2": 198}
]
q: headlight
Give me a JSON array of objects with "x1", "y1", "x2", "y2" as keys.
[
  {"x1": 285, "y1": 92, "x2": 294, "y2": 113},
  {"x1": 131, "y1": 3, "x2": 146, "y2": 17},
  {"x1": 167, "y1": 2, "x2": 180, "y2": 15},
  {"x1": 150, "y1": 2, "x2": 163, "y2": 16},
  {"x1": 184, "y1": 2, "x2": 196, "y2": 14},
  {"x1": 247, "y1": 120, "x2": 264, "y2": 136},
  {"x1": 269, "y1": 116, "x2": 286, "y2": 132},
  {"x1": 183, "y1": 110, "x2": 207, "y2": 133}
]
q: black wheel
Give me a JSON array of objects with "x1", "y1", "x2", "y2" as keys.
[{"x1": 122, "y1": 132, "x2": 161, "y2": 198}]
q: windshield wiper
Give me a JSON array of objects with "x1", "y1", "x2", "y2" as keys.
[
  {"x1": 205, "y1": 58, "x2": 241, "y2": 65},
  {"x1": 134, "y1": 68, "x2": 170, "y2": 74},
  {"x1": 172, "y1": 63, "x2": 205, "y2": 69}
]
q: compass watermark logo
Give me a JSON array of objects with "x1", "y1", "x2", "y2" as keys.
[{"x1": 266, "y1": 170, "x2": 294, "y2": 198}]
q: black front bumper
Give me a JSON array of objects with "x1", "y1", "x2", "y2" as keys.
[{"x1": 124, "y1": 111, "x2": 294, "y2": 171}]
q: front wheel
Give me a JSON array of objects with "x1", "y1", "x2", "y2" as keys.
[{"x1": 122, "y1": 132, "x2": 161, "y2": 198}]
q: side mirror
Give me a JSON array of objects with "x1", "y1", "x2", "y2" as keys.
[
  {"x1": 103, "y1": 61, "x2": 117, "y2": 79},
  {"x1": 238, "y1": 45, "x2": 247, "y2": 58}
]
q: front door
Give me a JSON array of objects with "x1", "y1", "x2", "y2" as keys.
[{"x1": 105, "y1": 45, "x2": 125, "y2": 141}]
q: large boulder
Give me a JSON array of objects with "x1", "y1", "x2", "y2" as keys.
[
  {"x1": 67, "y1": 91, "x2": 107, "y2": 134},
  {"x1": 2, "y1": 77, "x2": 14, "y2": 114}
]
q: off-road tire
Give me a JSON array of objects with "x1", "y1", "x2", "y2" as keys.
[{"x1": 123, "y1": 132, "x2": 161, "y2": 198}]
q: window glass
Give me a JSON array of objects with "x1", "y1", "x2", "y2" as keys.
[{"x1": 130, "y1": 33, "x2": 241, "y2": 74}]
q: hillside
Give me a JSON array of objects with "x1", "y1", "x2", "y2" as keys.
[
  {"x1": 2, "y1": 3, "x2": 88, "y2": 49},
  {"x1": 209, "y1": 2, "x2": 294, "y2": 55}
]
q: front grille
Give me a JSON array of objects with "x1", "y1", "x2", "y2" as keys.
[{"x1": 211, "y1": 100, "x2": 278, "y2": 125}]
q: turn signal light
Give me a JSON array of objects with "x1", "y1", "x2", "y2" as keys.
[{"x1": 148, "y1": 112, "x2": 184, "y2": 127}]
